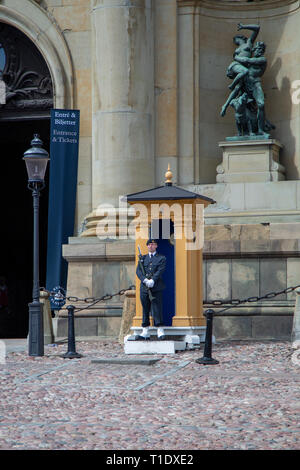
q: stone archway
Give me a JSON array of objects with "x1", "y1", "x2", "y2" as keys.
[
  {"x1": 0, "y1": 22, "x2": 53, "y2": 119},
  {"x1": 0, "y1": 0, "x2": 74, "y2": 108}
]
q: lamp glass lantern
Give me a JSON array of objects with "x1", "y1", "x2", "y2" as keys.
[{"x1": 23, "y1": 134, "x2": 49, "y2": 183}]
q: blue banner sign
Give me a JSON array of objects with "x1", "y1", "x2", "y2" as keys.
[{"x1": 46, "y1": 109, "x2": 80, "y2": 305}]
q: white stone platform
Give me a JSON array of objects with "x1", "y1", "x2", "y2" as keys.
[
  {"x1": 124, "y1": 326, "x2": 207, "y2": 354},
  {"x1": 124, "y1": 340, "x2": 187, "y2": 355}
]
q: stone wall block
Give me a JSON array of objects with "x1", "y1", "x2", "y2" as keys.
[
  {"x1": 74, "y1": 318, "x2": 98, "y2": 337},
  {"x1": 66, "y1": 262, "x2": 93, "y2": 299},
  {"x1": 270, "y1": 223, "x2": 300, "y2": 240},
  {"x1": 259, "y1": 258, "x2": 287, "y2": 300},
  {"x1": 292, "y1": 287, "x2": 300, "y2": 343},
  {"x1": 98, "y1": 317, "x2": 122, "y2": 337},
  {"x1": 204, "y1": 225, "x2": 231, "y2": 241},
  {"x1": 240, "y1": 240, "x2": 271, "y2": 253},
  {"x1": 214, "y1": 317, "x2": 252, "y2": 340},
  {"x1": 252, "y1": 316, "x2": 293, "y2": 340},
  {"x1": 270, "y1": 239, "x2": 298, "y2": 253},
  {"x1": 207, "y1": 259, "x2": 231, "y2": 302},
  {"x1": 120, "y1": 262, "x2": 135, "y2": 290},
  {"x1": 50, "y1": 4, "x2": 90, "y2": 31},
  {"x1": 210, "y1": 240, "x2": 240, "y2": 254},
  {"x1": 232, "y1": 259, "x2": 259, "y2": 301},
  {"x1": 287, "y1": 258, "x2": 300, "y2": 300},
  {"x1": 92, "y1": 263, "x2": 121, "y2": 301}
]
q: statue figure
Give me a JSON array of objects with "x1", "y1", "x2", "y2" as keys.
[
  {"x1": 230, "y1": 91, "x2": 274, "y2": 137},
  {"x1": 225, "y1": 23, "x2": 260, "y2": 93},
  {"x1": 229, "y1": 92, "x2": 255, "y2": 137},
  {"x1": 221, "y1": 23, "x2": 274, "y2": 139}
]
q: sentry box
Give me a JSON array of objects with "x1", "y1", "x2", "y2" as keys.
[{"x1": 125, "y1": 165, "x2": 215, "y2": 329}]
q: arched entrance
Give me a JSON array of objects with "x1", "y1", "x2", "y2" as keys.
[{"x1": 0, "y1": 22, "x2": 53, "y2": 337}]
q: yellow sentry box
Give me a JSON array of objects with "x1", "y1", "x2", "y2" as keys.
[{"x1": 125, "y1": 166, "x2": 215, "y2": 328}]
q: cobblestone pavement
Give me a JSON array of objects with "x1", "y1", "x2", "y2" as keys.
[{"x1": 0, "y1": 339, "x2": 299, "y2": 450}]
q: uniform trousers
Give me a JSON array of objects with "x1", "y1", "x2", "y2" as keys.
[{"x1": 140, "y1": 289, "x2": 164, "y2": 327}]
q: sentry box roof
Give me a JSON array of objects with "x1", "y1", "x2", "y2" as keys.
[{"x1": 124, "y1": 165, "x2": 216, "y2": 204}]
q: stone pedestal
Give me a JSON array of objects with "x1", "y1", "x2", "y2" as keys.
[
  {"x1": 217, "y1": 139, "x2": 285, "y2": 183},
  {"x1": 119, "y1": 289, "x2": 136, "y2": 344},
  {"x1": 40, "y1": 290, "x2": 54, "y2": 345},
  {"x1": 124, "y1": 340, "x2": 187, "y2": 354},
  {"x1": 124, "y1": 326, "x2": 207, "y2": 354}
]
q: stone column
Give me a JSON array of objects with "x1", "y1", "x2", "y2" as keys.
[
  {"x1": 90, "y1": 0, "x2": 155, "y2": 216},
  {"x1": 177, "y1": 1, "x2": 200, "y2": 185},
  {"x1": 154, "y1": 0, "x2": 178, "y2": 184}
]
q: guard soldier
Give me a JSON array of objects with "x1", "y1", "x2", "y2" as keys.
[{"x1": 135, "y1": 239, "x2": 166, "y2": 340}]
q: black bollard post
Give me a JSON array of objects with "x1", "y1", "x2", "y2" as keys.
[
  {"x1": 195, "y1": 309, "x2": 219, "y2": 365},
  {"x1": 61, "y1": 305, "x2": 82, "y2": 359}
]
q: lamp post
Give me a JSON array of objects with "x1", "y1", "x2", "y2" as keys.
[{"x1": 23, "y1": 134, "x2": 49, "y2": 357}]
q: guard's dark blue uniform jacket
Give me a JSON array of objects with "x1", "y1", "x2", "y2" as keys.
[
  {"x1": 136, "y1": 253, "x2": 166, "y2": 292},
  {"x1": 136, "y1": 252, "x2": 166, "y2": 327}
]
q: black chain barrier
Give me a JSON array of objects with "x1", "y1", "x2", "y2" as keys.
[
  {"x1": 197, "y1": 283, "x2": 300, "y2": 365},
  {"x1": 64, "y1": 284, "x2": 136, "y2": 313},
  {"x1": 43, "y1": 284, "x2": 136, "y2": 313},
  {"x1": 42, "y1": 282, "x2": 300, "y2": 363},
  {"x1": 43, "y1": 283, "x2": 300, "y2": 315},
  {"x1": 42, "y1": 284, "x2": 135, "y2": 359},
  {"x1": 203, "y1": 283, "x2": 300, "y2": 314}
]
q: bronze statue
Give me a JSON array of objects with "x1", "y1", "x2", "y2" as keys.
[
  {"x1": 221, "y1": 23, "x2": 274, "y2": 139},
  {"x1": 229, "y1": 92, "x2": 255, "y2": 137}
]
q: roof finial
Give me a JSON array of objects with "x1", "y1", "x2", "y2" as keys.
[{"x1": 165, "y1": 163, "x2": 173, "y2": 186}]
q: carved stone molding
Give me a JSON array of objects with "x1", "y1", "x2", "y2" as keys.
[
  {"x1": 0, "y1": 22, "x2": 53, "y2": 120},
  {"x1": 177, "y1": 0, "x2": 299, "y2": 9},
  {"x1": 177, "y1": 0, "x2": 200, "y2": 7}
]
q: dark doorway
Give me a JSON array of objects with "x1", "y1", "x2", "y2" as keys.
[
  {"x1": 0, "y1": 21, "x2": 53, "y2": 338},
  {"x1": 0, "y1": 119, "x2": 50, "y2": 338}
]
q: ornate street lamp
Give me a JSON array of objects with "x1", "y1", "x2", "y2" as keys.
[{"x1": 23, "y1": 134, "x2": 49, "y2": 356}]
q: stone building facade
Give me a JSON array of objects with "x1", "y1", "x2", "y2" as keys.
[{"x1": 1, "y1": 0, "x2": 300, "y2": 339}]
